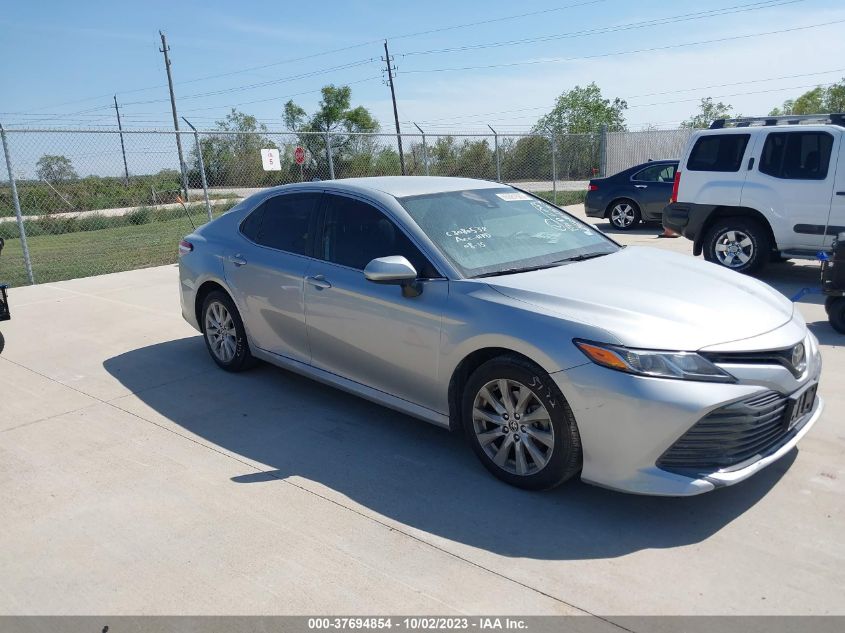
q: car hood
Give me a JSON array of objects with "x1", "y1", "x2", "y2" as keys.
[{"x1": 482, "y1": 246, "x2": 794, "y2": 350}]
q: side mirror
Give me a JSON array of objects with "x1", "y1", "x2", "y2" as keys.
[{"x1": 364, "y1": 256, "x2": 422, "y2": 297}]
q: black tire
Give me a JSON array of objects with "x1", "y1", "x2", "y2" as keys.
[
  {"x1": 827, "y1": 297, "x2": 845, "y2": 335},
  {"x1": 200, "y1": 290, "x2": 256, "y2": 372},
  {"x1": 0, "y1": 330, "x2": 4, "y2": 355},
  {"x1": 702, "y1": 217, "x2": 770, "y2": 274},
  {"x1": 461, "y1": 355, "x2": 582, "y2": 490},
  {"x1": 607, "y1": 198, "x2": 642, "y2": 231}
]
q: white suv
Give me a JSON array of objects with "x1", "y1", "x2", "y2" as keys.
[{"x1": 663, "y1": 114, "x2": 845, "y2": 272}]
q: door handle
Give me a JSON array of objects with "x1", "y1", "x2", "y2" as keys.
[
  {"x1": 634, "y1": 184, "x2": 647, "y2": 189},
  {"x1": 228, "y1": 254, "x2": 247, "y2": 267},
  {"x1": 305, "y1": 275, "x2": 332, "y2": 290},
  {"x1": 837, "y1": 191, "x2": 845, "y2": 196}
]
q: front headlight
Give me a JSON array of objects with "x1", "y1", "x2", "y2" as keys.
[{"x1": 574, "y1": 340, "x2": 736, "y2": 383}]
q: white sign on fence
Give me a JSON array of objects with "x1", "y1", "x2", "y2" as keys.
[{"x1": 260, "y1": 148, "x2": 281, "y2": 171}]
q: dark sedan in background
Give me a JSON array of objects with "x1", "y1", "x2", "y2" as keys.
[{"x1": 585, "y1": 159, "x2": 678, "y2": 230}]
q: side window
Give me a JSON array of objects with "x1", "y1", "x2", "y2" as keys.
[
  {"x1": 759, "y1": 131, "x2": 833, "y2": 180},
  {"x1": 240, "y1": 205, "x2": 265, "y2": 241},
  {"x1": 633, "y1": 163, "x2": 676, "y2": 182},
  {"x1": 320, "y1": 194, "x2": 438, "y2": 278},
  {"x1": 253, "y1": 192, "x2": 321, "y2": 255},
  {"x1": 687, "y1": 134, "x2": 750, "y2": 172}
]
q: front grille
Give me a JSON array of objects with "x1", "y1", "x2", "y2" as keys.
[
  {"x1": 700, "y1": 347, "x2": 804, "y2": 378},
  {"x1": 657, "y1": 390, "x2": 793, "y2": 473}
]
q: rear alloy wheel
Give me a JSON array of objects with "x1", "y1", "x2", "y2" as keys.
[
  {"x1": 462, "y1": 356, "x2": 582, "y2": 490},
  {"x1": 703, "y1": 217, "x2": 770, "y2": 273},
  {"x1": 608, "y1": 199, "x2": 641, "y2": 230},
  {"x1": 201, "y1": 290, "x2": 256, "y2": 372}
]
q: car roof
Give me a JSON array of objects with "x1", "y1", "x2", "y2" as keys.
[{"x1": 268, "y1": 176, "x2": 506, "y2": 198}]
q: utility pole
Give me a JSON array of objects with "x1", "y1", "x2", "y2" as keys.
[
  {"x1": 159, "y1": 30, "x2": 189, "y2": 200},
  {"x1": 113, "y1": 95, "x2": 130, "y2": 186},
  {"x1": 382, "y1": 40, "x2": 406, "y2": 176}
]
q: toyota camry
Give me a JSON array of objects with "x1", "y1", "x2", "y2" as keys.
[{"x1": 178, "y1": 176, "x2": 823, "y2": 495}]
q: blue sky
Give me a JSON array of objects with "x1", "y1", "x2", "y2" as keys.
[{"x1": 1, "y1": 0, "x2": 844, "y2": 133}]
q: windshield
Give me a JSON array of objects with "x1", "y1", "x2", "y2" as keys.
[{"x1": 398, "y1": 187, "x2": 619, "y2": 278}]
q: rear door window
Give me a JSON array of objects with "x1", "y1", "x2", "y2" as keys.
[
  {"x1": 633, "y1": 163, "x2": 676, "y2": 182},
  {"x1": 759, "y1": 131, "x2": 833, "y2": 180},
  {"x1": 687, "y1": 134, "x2": 750, "y2": 172},
  {"x1": 253, "y1": 192, "x2": 322, "y2": 256}
]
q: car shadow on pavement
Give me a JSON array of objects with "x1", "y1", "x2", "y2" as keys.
[
  {"x1": 590, "y1": 221, "x2": 662, "y2": 236},
  {"x1": 105, "y1": 337, "x2": 795, "y2": 561}
]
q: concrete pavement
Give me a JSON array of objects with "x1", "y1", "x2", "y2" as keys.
[{"x1": 0, "y1": 206, "x2": 843, "y2": 617}]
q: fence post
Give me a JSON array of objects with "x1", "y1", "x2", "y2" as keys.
[
  {"x1": 182, "y1": 118, "x2": 212, "y2": 223},
  {"x1": 325, "y1": 130, "x2": 335, "y2": 179},
  {"x1": 413, "y1": 122, "x2": 429, "y2": 176},
  {"x1": 487, "y1": 124, "x2": 501, "y2": 182},
  {"x1": 0, "y1": 124, "x2": 35, "y2": 285},
  {"x1": 599, "y1": 124, "x2": 608, "y2": 177},
  {"x1": 550, "y1": 133, "x2": 558, "y2": 205}
]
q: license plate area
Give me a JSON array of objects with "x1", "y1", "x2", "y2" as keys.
[{"x1": 783, "y1": 382, "x2": 818, "y2": 431}]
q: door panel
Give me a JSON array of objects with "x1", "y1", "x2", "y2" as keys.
[
  {"x1": 305, "y1": 264, "x2": 447, "y2": 411},
  {"x1": 741, "y1": 130, "x2": 838, "y2": 251},
  {"x1": 304, "y1": 193, "x2": 446, "y2": 412},
  {"x1": 681, "y1": 131, "x2": 754, "y2": 206},
  {"x1": 823, "y1": 134, "x2": 845, "y2": 251},
  {"x1": 225, "y1": 244, "x2": 313, "y2": 362},
  {"x1": 631, "y1": 163, "x2": 676, "y2": 220},
  {"x1": 224, "y1": 191, "x2": 322, "y2": 363}
]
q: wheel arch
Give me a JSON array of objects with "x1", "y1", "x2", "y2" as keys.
[
  {"x1": 694, "y1": 206, "x2": 776, "y2": 256},
  {"x1": 447, "y1": 347, "x2": 548, "y2": 433},
  {"x1": 194, "y1": 279, "x2": 232, "y2": 332}
]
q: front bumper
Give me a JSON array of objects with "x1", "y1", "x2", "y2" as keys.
[{"x1": 552, "y1": 345, "x2": 823, "y2": 496}]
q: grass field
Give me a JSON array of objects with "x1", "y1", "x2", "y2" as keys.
[
  {"x1": 0, "y1": 204, "x2": 230, "y2": 288},
  {"x1": 0, "y1": 190, "x2": 588, "y2": 289}
]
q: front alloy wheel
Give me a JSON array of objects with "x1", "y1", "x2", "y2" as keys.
[
  {"x1": 462, "y1": 356, "x2": 582, "y2": 490},
  {"x1": 472, "y1": 379, "x2": 555, "y2": 476}
]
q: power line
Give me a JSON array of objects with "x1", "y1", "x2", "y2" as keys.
[
  {"x1": 403, "y1": 67, "x2": 845, "y2": 126},
  {"x1": 401, "y1": 0, "x2": 803, "y2": 57},
  {"x1": 403, "y1": 19, "x2": 845, "y2": 74}
]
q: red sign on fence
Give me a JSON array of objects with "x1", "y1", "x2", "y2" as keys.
[{"x1": 294, "y1": 146, "x2": 306, "y2": 165}]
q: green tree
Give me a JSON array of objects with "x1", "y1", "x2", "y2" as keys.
[
  {"x1": 770, "y1": 78, "x2": 845, "y2": 115},
  {"x1": 36, "y1": 155, "x2": 77, "y2": 183},
  {"x1": 534, "y1": 83, "x2": 627, "y2": 134},
  {"x1": 283, "y1": 85, "x2": 380, "y2": 177},
  {"x1": 191, "y1": 109, "x2": 277, "y2": 187},
  {"x1": 681, "y1": 98, "x2": 735, "y2": 129}
]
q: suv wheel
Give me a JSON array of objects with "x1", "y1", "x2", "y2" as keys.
[
  {"x1": 703, "y1": 217, "x2": 770, "y2": 273},
  {"x1": 461, "y1": 355, "x2": 582, "y2": 490},
  {"x1": 826, "y1": 297, "x2": 845, "y2": 334},
  {"x1": 608, "y1": 199, "x2": 641, "y2": 230}
]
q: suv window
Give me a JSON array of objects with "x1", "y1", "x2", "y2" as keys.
[
  {"x1": 687, "y1": 134, "x2": 749, "y2": 172},
  {"x1": 633, "y1": 163, "x2": 676, "y2": 182},
  {"x1": 249, "y1": 192, "x2": 321, "y2": 255},
  {"x1": 759, "y1": 131, "x2": 833, "y2": 180},
  {"x1": 319, "y1": 194, "x2": 438, "y2": 277}
]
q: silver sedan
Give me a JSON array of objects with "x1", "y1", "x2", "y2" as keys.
[{"x1": 178, "y1": 176, "x2": 823, "y2": 495}]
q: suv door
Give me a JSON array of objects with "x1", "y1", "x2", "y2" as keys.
[
  {"x1": 630, "y1": 162, "x2": 677, "y2": 221},
  {"x1": 224, "y1": 191, "x2": 322, "y2": 363},
  {"x1": 822, "y1": 130, "x2": 844, "y2": 252},
  {"x1": 304, "y1": 193, "x2": 447, "y2": 413},
  {"x1": 742, "y1": 129, "x2": 839, "y2": 252}
]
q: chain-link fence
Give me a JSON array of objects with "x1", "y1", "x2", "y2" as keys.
[{"x1": 0, "y1": 126, "x2": 684, "y2": 287}]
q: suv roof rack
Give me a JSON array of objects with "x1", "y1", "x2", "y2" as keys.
[{"x1": 710, "y1": 113, "x2": 845, "y2": 129}]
